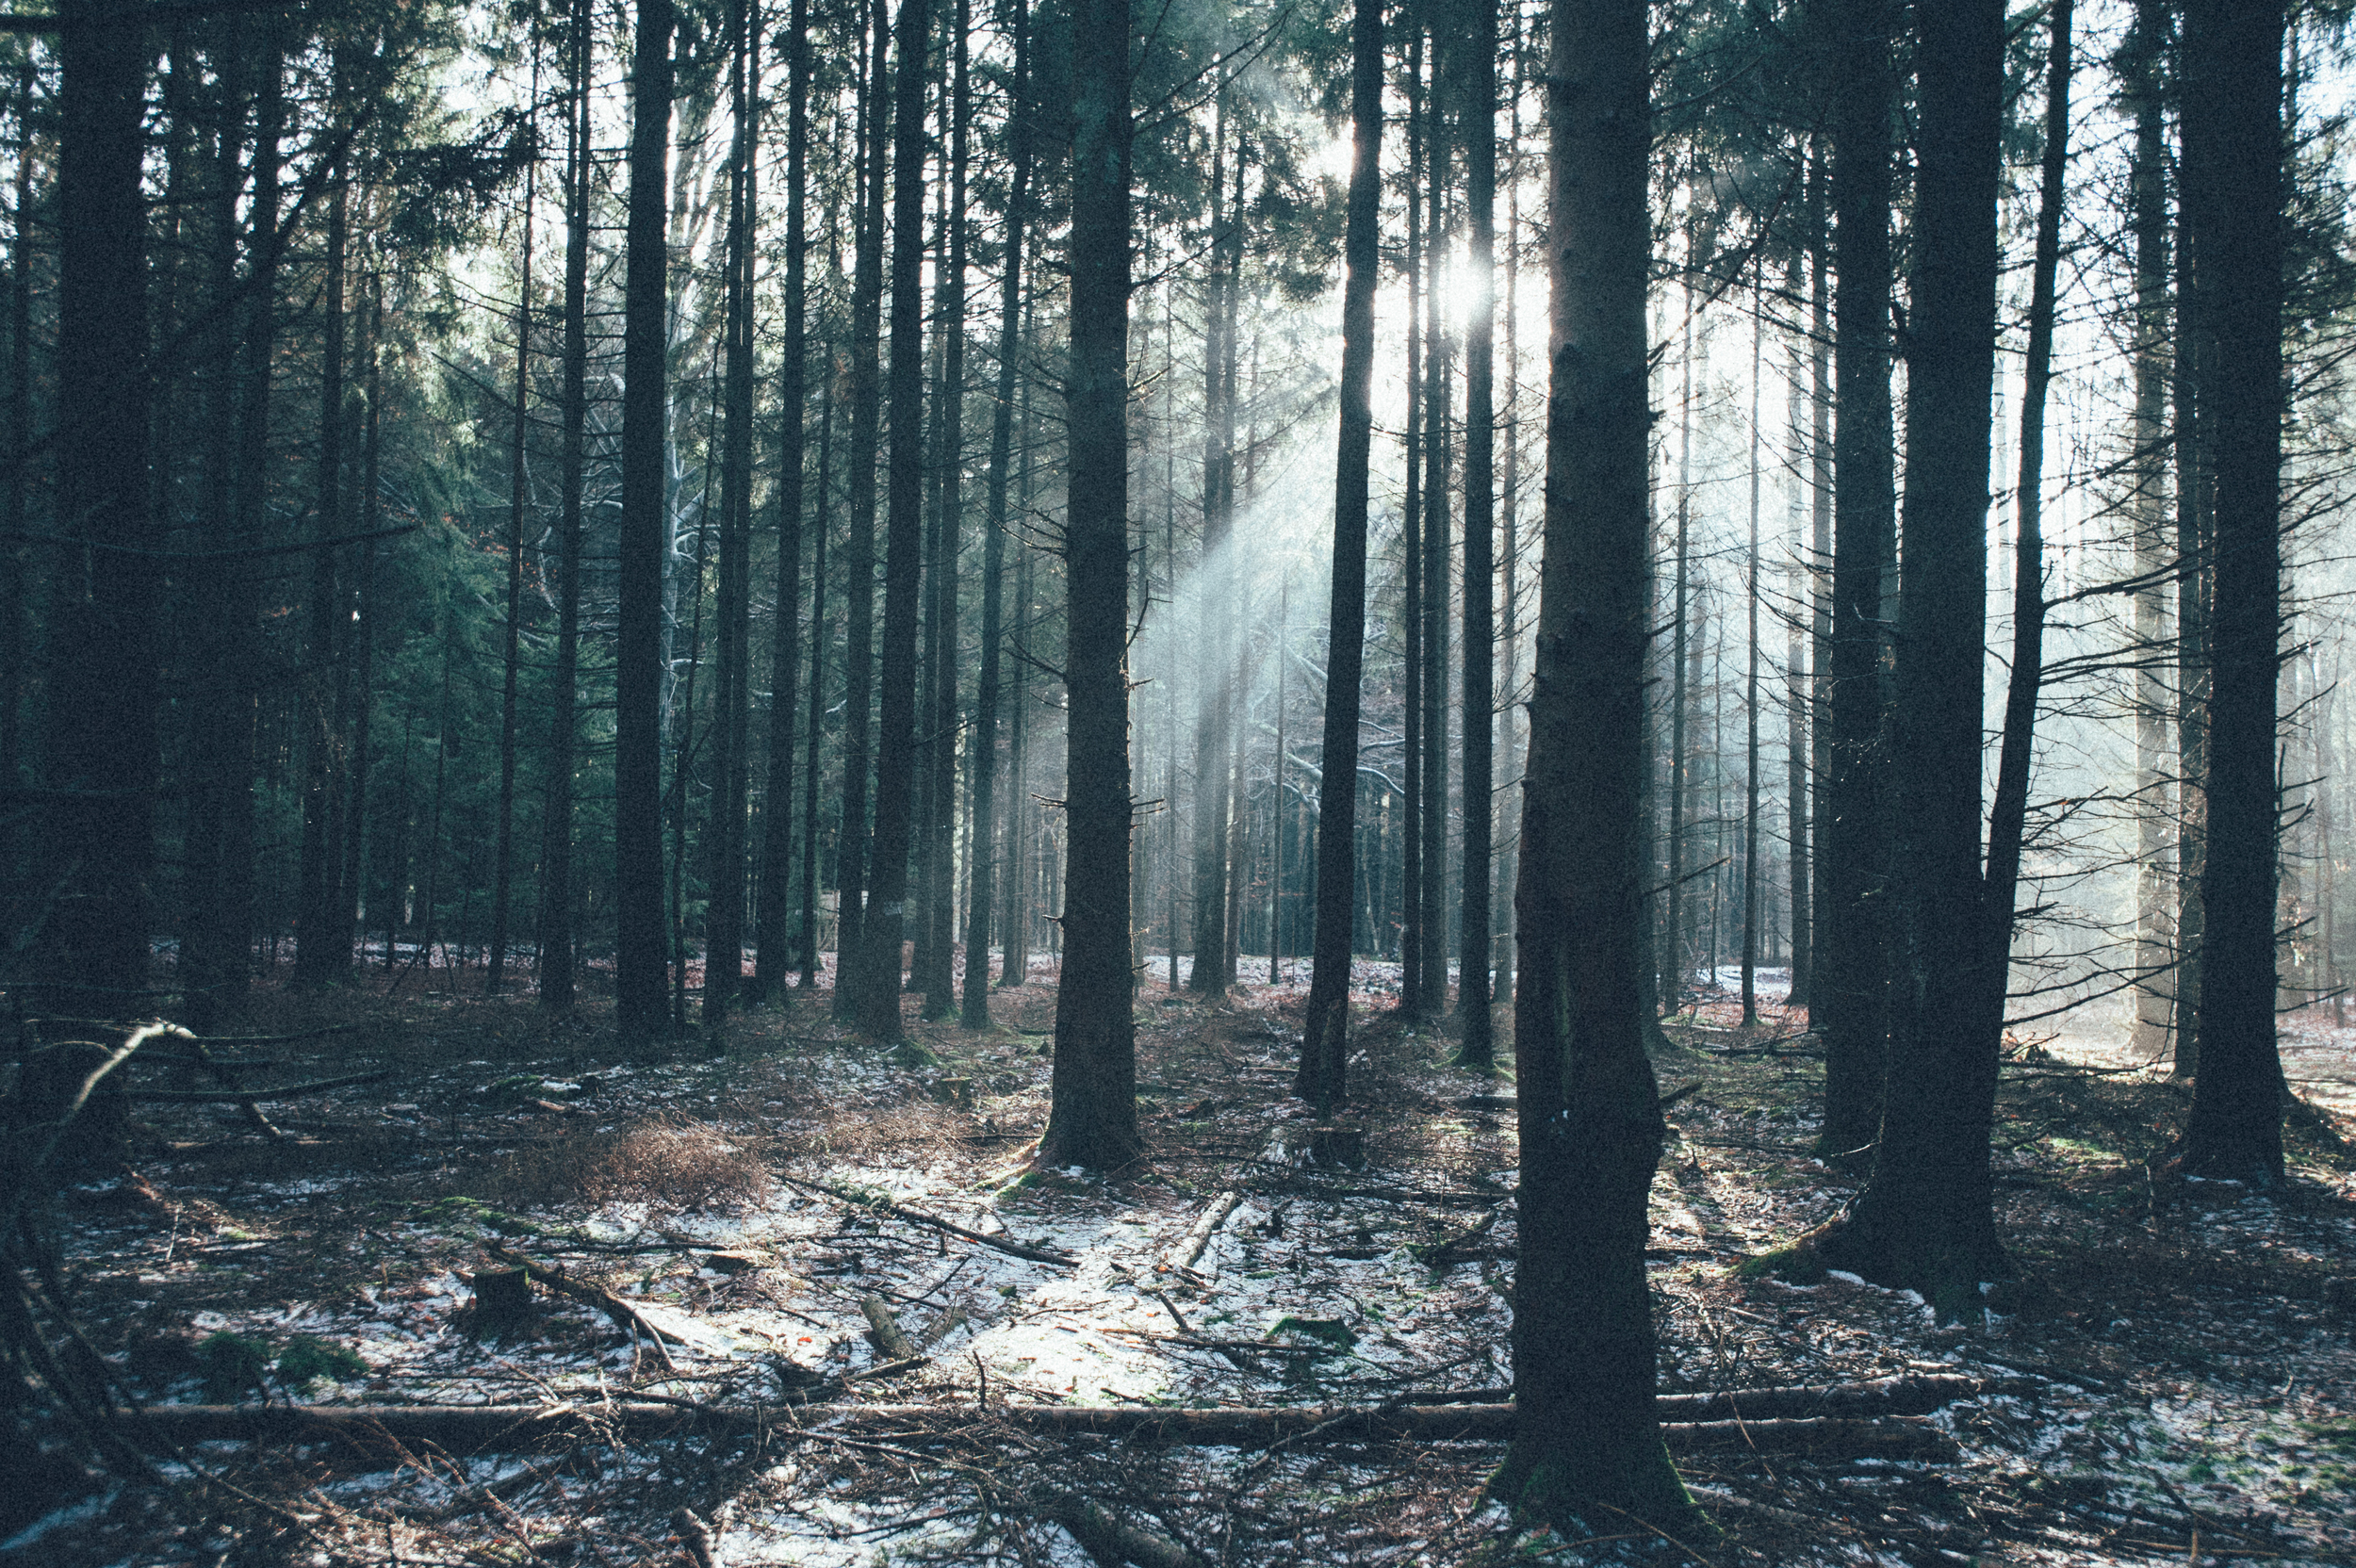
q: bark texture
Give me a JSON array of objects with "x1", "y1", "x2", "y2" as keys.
[
  {"x1": 1299, "y1": 0, "x2": 1383, "y2": 1112},
  {"x1": 2175, "y1": 0, "x2": 2287, "y2": 1184},
  {"x1": 1495, "y1": 0, "x2": 1691, "y2": 1528},
  {"x1": 1039, "y1": 0, "x2": 1140, "y2": 1169}
]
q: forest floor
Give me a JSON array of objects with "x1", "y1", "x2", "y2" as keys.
[{"x1": 7, "y1": 956, "x2": 2354, "y2": 1566}]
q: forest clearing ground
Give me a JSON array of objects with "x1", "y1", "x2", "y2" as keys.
[{"x1": 8, "y1": 957, "x2": 2354, "y2": 1566}]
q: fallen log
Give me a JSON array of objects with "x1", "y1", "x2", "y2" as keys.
[
  {"x1": 1162, "y1": 1190, "x2": 1240, "y2": 1277},
  {"x1": 129, "y1": 1070, "x2": 391, "y2": 1103},
  {"x1": 860, "y1": 1296, "x2": 919, "y2": 1361},
  {"x1": 777, "y1": 1172, "x2": 1075, "y2": 1267},
  {"x1": 122, "y1": 1400, "x2": 1959, "y2": 1461},
  {"x1": 1657, "y1": 1373, "x2": 1996, "y2": 1423},
  {"x1": 1040, "y1": 1492, "x2": 1206, "y2": 1568},
  {"x1": 1399, "y1": 1375, "x2": 1997, "y2": 1424}
]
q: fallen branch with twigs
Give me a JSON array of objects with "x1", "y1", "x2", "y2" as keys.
[
  {"x1": 121, "y1": 1389, "x2": 1973, "y2": 1462},
  {"x1": 776, "y1": 1171, "x2": 1076, "y2": 1266},
  {"x1": 126, "y1": 1070, "x2": 391, "y2": 1104},
  {"x1": 481, "y1": 1243, "x2": 678, "y2": 1374}
]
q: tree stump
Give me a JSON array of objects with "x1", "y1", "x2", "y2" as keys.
[
  {"x1": 1307, "y1": 1124, "x2": 1366, "y2": 1168},
  {"x1": 466, "y1": 1268, "x2": 533, "y2": 1331}
]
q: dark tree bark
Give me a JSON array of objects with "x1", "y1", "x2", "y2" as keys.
[
  {"x1": 1661, "y1": 282, "x2": 1694, "y2": 1015},
  {"x1": 294, "y1": 170, "x2": 350, "y2": 987},
  {"x1": 1188, "y1": 103, "x2": 1237, "y2": 1000},
  {"x1": 184, "y1": 22, "x2": 278, "y2": 1030},
  {"x1": 1783, "y1": 244, "x2": 1811, "y2": 1014},
  {"x1": 1817, "y1": 0, "x2": 2006, "y2": 1306},
  {"x1": 488, "y1": 74, "x2": 538, "y2": 999},
  {"x1": 0, "y1": 57, "x2": 30, "y2": 824},
  {"x1": 1399, "y1": 33, "x2": 1425, "y2": 1009},
  {"x1": 1000, "y1": 487, "x2": 1034, "y2": 988},
  {"x1": 1742, "y1": 279, "x2": 1761, "y2": 1027},
  {"x1": 833, "y1": 0, "x2": 890, "y2": 1017},
  {"x1": 668, "y1": 433, "x2": 714, "y2": 1035},
  {"x1": 855, "y1": 0, "x2": 931, "y2": 1042},
  {"x1": 1805, "y1": 144, "x2": 1831, "y2": 1019},
  {"x1": 2173, "y1": 191, "x2": 2213, "y2": 1081},
  {"x1": 1494, "y1": 8, "x2": 1524, "y2": 1008},
  {"x1": 539, "y1": 0, "x2": 593, "y2": 1015},
  {"x1": 1967, "y1": 0, "x2": 2071, "y2": 1194},
  {"x1": 41, "y1": 0, "x2": 158, "y2": 1013},
  {"x1": 1269, "y1": 580, "x2": 1289, "y2": 985},
  {"x1": 1496, "y1": 0, "x2": 1690, "y2": 1526},
  {"x1": 2174, "y1": 0, "x2": 2287, "y2": 1184},
  {"x1": 1453, "y1": 0, "x2": 1496, "y2": 1069},
  {"x1": 616, "y1": 0, "x2": 677, "y2": 1040},
  {"x1": 705, "y1": 0, "x2": 760, "y2": 1032},
  {"x1": 1301, "y1": 0, "x2": 1391, "y2": 1077},
  {"x1": 1418, "y1": 73, "x2": 1450, "y2": 1021},
  {"x1": 2124, "y1": 0, "x2": 2175, "y2": 1061},
  {"x1": 1038, "y1": 0, "x2": 1140, "y2": 1169},
  {"x1": 751, "y1": 0, "x2": 811, "y2": 1005},
  {"x1": 341, "y1": 283, "x2": 382, "y2": 965},
  {"x1": 799, "y1": 367, "x2": 835, "y2": 986},
  {"x1": 961, "y1": 0, "x2": 1031, "y2": 1029},
  {"x1": 1816, "y1": 0, "x2": 1896, "y2": 1156},
  {"x1": 919, "y1": 4, "x2": 970, "y2": 1021}
]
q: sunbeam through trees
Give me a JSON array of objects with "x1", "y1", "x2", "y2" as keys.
[{"x1": 0, "y1": 0, "x2": 2353, "y2": 1561}]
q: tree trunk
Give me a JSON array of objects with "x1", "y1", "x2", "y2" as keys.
[
  {"x1": 911, "y1": 150, "x2": 950, "y2": 1007},
  {"x1": 183, "y1": 24, "x2": 277, "y2": 1032},
  {"x1": 340, "y1": 285, "x2": 382, "y2": 967},
  {"x1": 1497, "y1": 0, "x2": 1690, "y2": 1526},
  {"x1": 1783, "y1": 244, "x2": 1811, "y2": 1015},
  {"x1": 752, "y1": 0, "x2": 810, "y2": 1005},
  {"x1": 704, "y1": 0, "x2": 760, "y2": 1033},
  {"x1": 1661, "y1": 279, "x2": 1694, "y2": 1016},
  {"x1": 0, "y1": 57, "x2": 27, "y2": 825},
  {"x1": 1039, "y1": 0, "x2": 1140, "y2": 1169},
  {"x1": 1419, "y1": 82, "x2": 1450, "y2": 1021},
  {"x1": 1399, "y1": 37, "x2": 1425, "y2": 1013},
  {"x1": 2171, "y1": 33, "x2": 2217, "y2": 1082},
  {"x1": 961, "y1": 0, "x2": 1030, "y2": 1027},
  {"x1": 1816, "y1": 0, "x2": 1896, "y2": 1156},
  {"x1": 1454, "y1": 0, "x2": 1496, "y2": 1067},
  {"x1": 833, "y1": 0, "x2": 891, "y2": 1017},
  {"x1": 294, "y1": 172, "x2": 349, "y2": 987},
  {"x1": 921, "y1": 4, "x2": 971, "y2": 1020},
  {"x1": 1494, "y1": 10, "x2": 1524, "y2": 1010},
  {"x1": 1270, "y1": 580, "x2": 1288, "y2": 985},
  {"x1": 799, "y1": 367, "x2": 835, "y2": 987},
  {"x1": 1741, "y1": 275, "x2": 1762, "y2": 1028},
  {"x1": 1806, "y1": 144, "x2": 1831, "y2": 1020},
  {"x1": 1188, "y1": 105, "x2": 1236, "y2": 1000},
  {"x1": 616, "y1": 0, "x2": 677, "y2": 1039},
  {"x1": 2122, "y1": 0, "x2": 2174, "y2": 1062},
  {"x1": 668, "y1": 431, "x2": 713, "y2": 1034},
  {"x1": 1819, "y1": 0, "x2": 2006, "y2": 1307},
  {"x1": 42, "y1": 0, "x2": 158, "y2": 1014},
  {"x1": 540, "y1": 0, "x2": 593, "y2": 1016},
  {"x1": 855, "y1": 0, "x2": 932, "y2": 1043},
  {"x1": 1976, "y1": 0, "x2": 2071, "y2": 1084},
  {"x1": 2174, "y1": 0, "x2": 2287, "y2": 1184},
  {"x1": 488, "y1": 84, "x2": 538, "y2": 998},
  {"x1": 1000, "y1": 521, "x2": 1034, "y2": 988}
]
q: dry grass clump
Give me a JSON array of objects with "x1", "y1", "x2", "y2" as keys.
[
  {"x1": 495, "y1": 1118, "x2": 776, "y2": 1214},
  {"x1": 807, "y1": 1098, "x2": 965, "y2": 1163}
]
